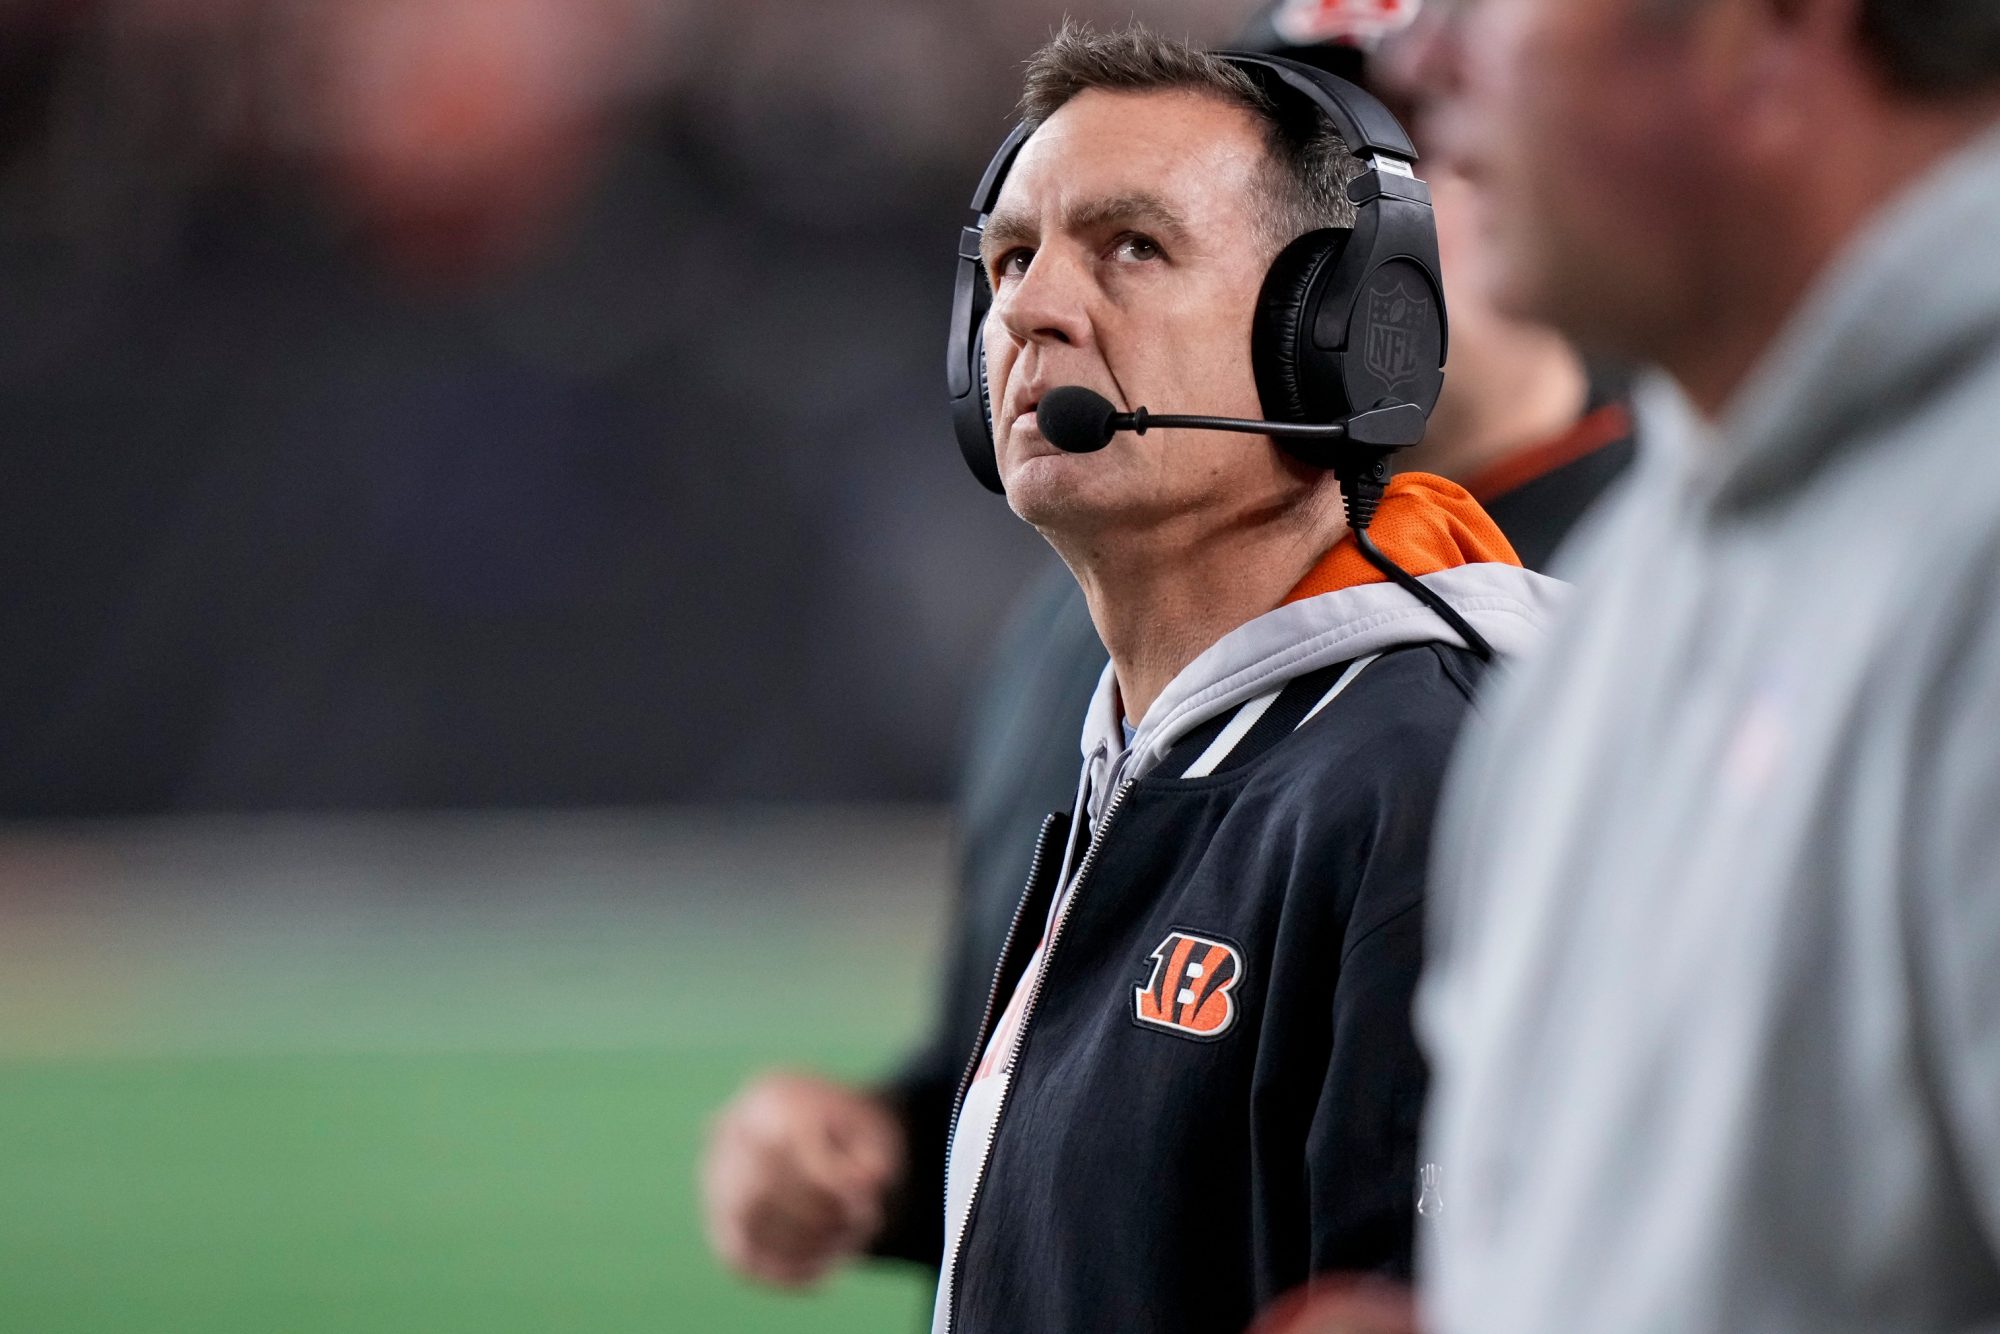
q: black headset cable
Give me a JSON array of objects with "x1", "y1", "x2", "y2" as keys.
[{"x1": 1336, "y1": 457, "x2": 1497, "y2": 663}]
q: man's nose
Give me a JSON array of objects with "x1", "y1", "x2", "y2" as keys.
[{"x1": 993, "y1": 248, "x2": 1092, "y2": 350}]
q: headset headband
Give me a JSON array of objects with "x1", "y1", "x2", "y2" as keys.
[{"x1": 1221, "y1": 52, "x2": 1417, "y2": 166}]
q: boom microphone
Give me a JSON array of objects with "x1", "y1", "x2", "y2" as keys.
[
  {"x1": 1035, "y1": 386, "x2": 1427, "y2": 459},
  {"x1": 1029, "y1": 384, "x2": 1495, "y2": 663},
  {"x1": 1035, "y1": 386, "x2": 1122, "y2": 454}
]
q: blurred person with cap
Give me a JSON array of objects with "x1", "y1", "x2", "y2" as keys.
[
  {"x1": 706, "y1": 19, "x2": 1565, "y2": 1332},
  {"x1": 1240, "y1": 0, "x2": 1637, "y2": 570},
  {"x1": 1374, "y1": 0, "x2": 2000, "y2": 1330},
  {"x1": 701, "y1": 0, "x2": 1636, "y2": 1319}
]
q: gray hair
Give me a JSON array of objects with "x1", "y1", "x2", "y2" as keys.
[{"x1": 1018, "y1": 20, "x2": 1362, "y2": 243}]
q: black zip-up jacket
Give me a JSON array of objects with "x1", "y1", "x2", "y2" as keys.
[
  {"x1": 877, "y1": 413, "x2": 1633, "y2": 1293},
  {"x1": 940, "y1": 643, "x2": 1483, "y2": 1334}
]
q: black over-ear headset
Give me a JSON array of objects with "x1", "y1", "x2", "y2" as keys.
[{"x1": 946, "y1": 51, "x2": 1447, "y2": 495}]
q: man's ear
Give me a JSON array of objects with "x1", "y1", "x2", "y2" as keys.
[{"x1": 1704, "y1": 0, "x2": 1862, "y2": 156}]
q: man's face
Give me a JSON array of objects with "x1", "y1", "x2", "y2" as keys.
[
  {"x1": 1389, "y1": 0, "x2": 1723, "y2": 355},
  {"x1": 982, "y1": 88, "x2": 1298, "y2": 534}
]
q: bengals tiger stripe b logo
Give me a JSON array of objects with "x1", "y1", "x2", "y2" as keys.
[{"x1": 1134, "y1": 931, "x2": 1244, "y2": 1040}]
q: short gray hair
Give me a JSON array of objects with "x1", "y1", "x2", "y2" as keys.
[{"x1": 1018, "y1": 20, "x2": 1362, "y2": 244}]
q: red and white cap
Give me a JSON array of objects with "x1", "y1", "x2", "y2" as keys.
[{"x1": 1263, "y1": 0, "x2": 1423, "y2": 51}]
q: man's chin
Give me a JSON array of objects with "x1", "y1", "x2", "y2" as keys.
[
  {"x1": 1001, "y1": 452, "x2": 1104, "y2": 526},
  {"x1": 1495, "y1": 248, "x2": 1650, "y2": 362}
]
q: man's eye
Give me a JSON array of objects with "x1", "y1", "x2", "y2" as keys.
[
  {"x1": 1111, "y1": 234, "x2": 1163, "y2": 263},
  {"x1": 992, "y1": 249, "x2": 1033, "y2": 283}
]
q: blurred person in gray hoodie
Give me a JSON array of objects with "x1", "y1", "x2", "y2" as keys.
[{"x1": 1378, "y1": 0, "x2": 2000, "y2": 1330}]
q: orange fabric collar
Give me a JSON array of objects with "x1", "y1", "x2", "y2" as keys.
[{"x1": 1282, "y1": 472, "x2": 1521, "y2": 606}]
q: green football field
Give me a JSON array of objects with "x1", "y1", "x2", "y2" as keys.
[{"x1": 0, "y1": 812, "x2": 946, "y2": 1333}]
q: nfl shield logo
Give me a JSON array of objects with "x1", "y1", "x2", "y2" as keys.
[{"x1": 1365, "y1": 279, "x2": 1427, "y2": 390}]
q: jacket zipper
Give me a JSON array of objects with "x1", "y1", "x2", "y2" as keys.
[
  {"x1": 944, "y1": 811, "x2": 1066, "y2": 1136},
  {"x1": 941, "y1": 775, "x2": 1139, "y2": 1333}
]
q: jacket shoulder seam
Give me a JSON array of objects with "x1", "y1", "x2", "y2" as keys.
[{"x1": 1340, "y1": 895, "x2": 1422, "y2": 967}]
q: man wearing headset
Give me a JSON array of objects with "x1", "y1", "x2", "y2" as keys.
[
  {"x1": 716, "y1": 22, "x2": 1560, "y2": 1334},
  {"x1": 699, "y1": 5, "x2": 1631, "y2": 1322}
]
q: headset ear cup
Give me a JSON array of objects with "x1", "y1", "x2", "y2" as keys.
[
  {"x1": 977, "y1": 332, "x2": 999, "y2": 482},
  {"x1": 953, "y1": 306, "x2": 1006, "y2": 494},
  {"x1": 1253, "y1": 228, "x2": 1351, "y2": 424}
]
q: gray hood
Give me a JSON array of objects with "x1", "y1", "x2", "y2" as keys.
[
  {"x1": 1075, "y1": 560, "x2": 1566, "y2": 827},
  {"x1": 1712, "y1": 118, "x2": 2000, "y2": 511}
]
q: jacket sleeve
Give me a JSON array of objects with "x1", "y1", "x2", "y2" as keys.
[
  {"x1": 1299, "y1": 659, "x2": 1469, "y2": 1282},
  {"x1": 869, "y1": 1042, "x2": 956, "y2": 1265},
  {"x1": 1304, "y1": 894, "x2": 1428, "y2": 1281}
]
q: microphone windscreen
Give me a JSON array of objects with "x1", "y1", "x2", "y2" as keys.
[{"x1": 1036, "y1": 386, "x2": 1118, "y2": 454}]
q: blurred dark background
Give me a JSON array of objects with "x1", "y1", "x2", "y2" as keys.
[
  {"x1": 0, "y1": 8, "x2": 1294, "y2": 1330},
  {"x1": 0, "y1": 0, "x2": 1246, "y2": 817}
]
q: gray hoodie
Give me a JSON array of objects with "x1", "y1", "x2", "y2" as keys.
[{"x1": 1420, "y1": 120, "x2": 2000, "y2": 1332}]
